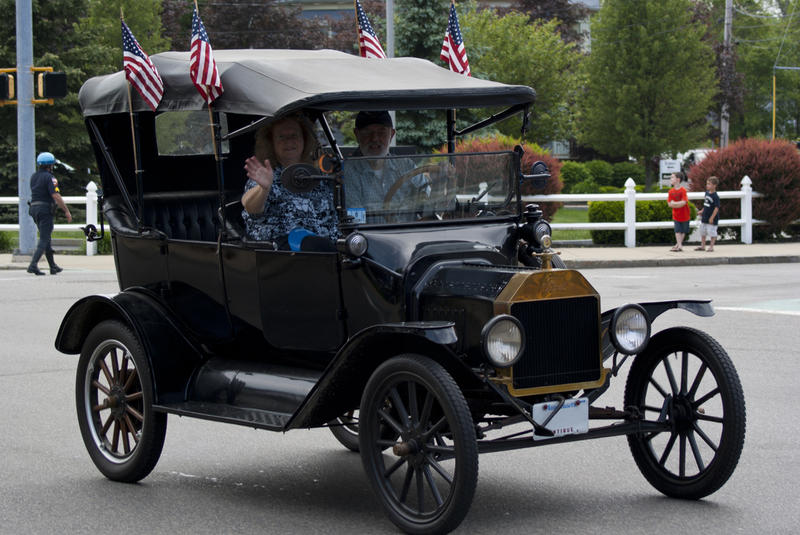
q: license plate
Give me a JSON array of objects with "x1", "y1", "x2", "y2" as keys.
[{"x1": 532, "y1": 397, "x2": 589, "y2": 441}]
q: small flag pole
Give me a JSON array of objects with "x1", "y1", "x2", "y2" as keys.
[
  {"x1": 194, "y1": 0, "x2": 221, "y2": 165},
  {"x1": 122, "y1": 8, "x2": 145, "y2": 227},
  {"x1": 192, "y1": 0, "x2": 227, "y2": 239}
]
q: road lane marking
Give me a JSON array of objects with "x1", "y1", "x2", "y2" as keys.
[{"x1": 716, "y1": 306, "x2": 800, "y2": 317}]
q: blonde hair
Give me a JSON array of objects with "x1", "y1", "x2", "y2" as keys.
[{"x1": 254, "y1": 113, "x2": 319, "y2": 167}]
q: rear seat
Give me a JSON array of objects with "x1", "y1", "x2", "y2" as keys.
[{"x1": 104, "y1": 191, "x2": 244, "y2": 241}]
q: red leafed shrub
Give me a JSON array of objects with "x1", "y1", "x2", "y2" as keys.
[
  {"x1": 443, "y1": 135, "x2": 563, "y2": 219},
  {"x1": 687, "y1": 138, "x2": 800, "y2": 238}
]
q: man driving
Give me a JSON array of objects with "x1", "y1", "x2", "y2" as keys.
[{"x1": 342, "y1": 111, "x2": 420, "y2": 223}]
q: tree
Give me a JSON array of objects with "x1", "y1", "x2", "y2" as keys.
[
  {"x1": 326, "y1": 0, "x2": 386, "y2": 55},
  {"x1": 580, "y1": 0, "x2": 717, "y2": 189},
  {"x1": 87, "y1": 0, "x2": 170, "y2": 53},
  {"x1": 0, "y1": 1, "x2": 173, "y2": 197},
  {"x1": 393, "y1": 0, "x2": 454, "y2": 151},
  {"x1": 0, "y1": 0, "x2": 95, "y2": 196},
  {"x1": 161, "y1": 0, "x2": 327, "y2": 51},
  {"x1": 727, "y1": 0, "x2": 800, "y2": 139},
  {"x1": 503, "y1": 0, "x2": 590, "y2": 43},
  {"x1": 460, "y1": 8, "x2": 583, "y2": 145}
]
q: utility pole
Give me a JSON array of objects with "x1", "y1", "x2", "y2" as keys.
[
  {"x1": 15, "y1": 0, "x2": 35, "y2": 257},
  {"x1": 386, "y1": 0, "x2": 394, "y2": 58},
  {"x1": 720, "y1": 0, "x2": 733, "y2": 148}
]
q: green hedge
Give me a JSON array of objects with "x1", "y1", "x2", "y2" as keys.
[
  {"x1": 611, "y1": 161, "x2": 646, "y2": 188},
  {"x1": 588, "y1": 200, "x2": 697, "y2": 245},
  {"x1": 560, "y1": 161, "x2": 590, "y2": 193},
  {"x1": 585, "y1": 160, "x2": 614, "y2": 187},
  {"x1": 0, "y1": 231, "x2": 12, "y2": 252}
]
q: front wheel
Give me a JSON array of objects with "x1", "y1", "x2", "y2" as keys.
[
  {"x1": 624, "y1": 327, "x2": 745, "y2": 499},
  {"x1": 76, "y1": 320, "x2": 167, "y2": 482},
  {"x1": 329, "y1": 410, "x2": 360, "y2": 452},
  {"x1": 359, "y1": 355, "x2": 478, "y2": 534}
]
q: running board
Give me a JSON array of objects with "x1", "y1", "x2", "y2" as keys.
[{"x1": 156, "y1": 401, "x2": 291, "y2": 431}]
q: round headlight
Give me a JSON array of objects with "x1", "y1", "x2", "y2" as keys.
[
  {"x1": 609, "y1": 304, "x2": 651, "y2": 355},
  {"x1": 481, "y1": 315, "x2": 525, "y2": 368}
]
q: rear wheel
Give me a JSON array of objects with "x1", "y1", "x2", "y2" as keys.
[
  {"x1": 624, "y1": 327, "x2": 745, "y2": 499},
  {"x1": 76, "y1": 320, "x2": 167, "y2": 482},
  {"x1": 359, "y1": 355, "x2": 478, "y2": 534}
]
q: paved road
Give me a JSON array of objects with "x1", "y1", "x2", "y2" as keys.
[{"x1": 0, "y1": 264, "x2": 798, "y2": 534}]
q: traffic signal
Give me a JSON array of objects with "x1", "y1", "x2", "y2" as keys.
[
  {"x1": 0, "y1": 72, "x2": 14, "y2": 100},
  {"x1": 36, "y1": 72, "x2": 67, "y2": 99}
]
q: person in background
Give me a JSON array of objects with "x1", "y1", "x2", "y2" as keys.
[
  {"x1": 696, "y1": 176, "x2": 720, "y2": 252},
  {"x1": 667, "y1": 171, "x2": 690, "y2": 252},
  {"x1": 241, "y1": 113, "x2": 338, "y2": 249},
  {"x1": 27, "y1": 152, "x2": 72, "y2": 275}
]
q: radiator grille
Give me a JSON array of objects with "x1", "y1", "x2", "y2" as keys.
[{"x1": 511, "y1": 296, "x2": 601, "y2": 390}]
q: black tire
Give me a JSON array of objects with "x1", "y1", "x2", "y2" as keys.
[
  {"x1": 359, "y1": 355, "x2": 478, "y2": 535},
  {"x1": 76, "y1": 320, "x2": 167, "y2": 482},
  {"x1": 329, "y1": 410, "x2": 360, "y2": 452},
  {"x1": 624, "y1": 327, "x2": 745, "y2": 500}
]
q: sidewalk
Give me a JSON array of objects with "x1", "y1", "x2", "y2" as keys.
[
  {"x1": 555, "y1": 241, "x2": 800, "y2": 269},
  {"x1": 2, "y1": 241, "x2": 799, "y2": 272}
]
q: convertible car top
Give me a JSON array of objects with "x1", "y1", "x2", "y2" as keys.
[{"x1": 78, "y1": 48, "x2": 536, "y2": 117}]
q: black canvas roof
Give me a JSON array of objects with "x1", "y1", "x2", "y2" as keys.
[{"x1": 79, "y1": 49, "x2": 536, "y2": 117}]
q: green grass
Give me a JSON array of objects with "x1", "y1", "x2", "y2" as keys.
[
  {"x1": 0, "y1": 230, "x2": 88, "y2": 253},
  {"x1": 550, "y1": 206, "x2": 591, "y2": 241}
]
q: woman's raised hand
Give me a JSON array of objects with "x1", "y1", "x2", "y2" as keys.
[{"x1": 245, "y1": 156, "x2": 274, "y2": 191}]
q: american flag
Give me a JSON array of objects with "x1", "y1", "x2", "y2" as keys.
[
  {"x1": 440, "y1": 2, "x2": 470, "y2": 76},
  {"x1": 356, "y1": 0, "x2": 387, "y2": 59},
  {"x1": 190, "y1": 7, "x2": 223, "y2": 104},
  {"x1": 122, "y1": 20, "x2": 164, "y2": 111}
]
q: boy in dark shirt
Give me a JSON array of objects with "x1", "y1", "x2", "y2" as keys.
[{"x1": 696, "y1": 176, "x2": 720, "y2": 252}]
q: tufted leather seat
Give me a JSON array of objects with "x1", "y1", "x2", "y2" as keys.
[{"x1": 104, "y1": 191, "x2": 243, "y2": 241}]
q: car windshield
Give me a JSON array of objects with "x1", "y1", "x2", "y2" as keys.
[{"x1": 341, "y1": 151, "x2": 517, "y2": 225}]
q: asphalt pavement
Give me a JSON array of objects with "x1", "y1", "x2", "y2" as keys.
[{"x1": 2, "y1": 240, "x2": 799, "y2": 272}]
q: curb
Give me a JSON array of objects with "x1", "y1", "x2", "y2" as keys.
[{"x1": 564, "y1": 255, "x2": 800, "y2": 269}]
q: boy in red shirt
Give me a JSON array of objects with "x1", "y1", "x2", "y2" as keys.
[{"x1": 667, "y1": 171, "x2": 690, "y2": 251}]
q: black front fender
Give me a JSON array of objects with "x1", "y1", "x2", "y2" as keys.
[
  {"x1": 286, "y1": 321, "x2": 480, "y2": 430},
  {"x1": 600, "y1": 300, "x2": 714, "y2": 360}
]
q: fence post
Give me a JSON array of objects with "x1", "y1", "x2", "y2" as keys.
[
  {"x1": 740, "y1": 175, "x2": 752, "y2": 244},
  {"x1": 624, "y1": 178, "x2": 637, "y2": 248},
  {"x1": 85, "y1": 181, "x2": 98, "y2": 256}
]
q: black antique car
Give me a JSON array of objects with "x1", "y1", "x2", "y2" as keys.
[{"x1": 56, "y1": 49, "x2": 745, "y2": 534}]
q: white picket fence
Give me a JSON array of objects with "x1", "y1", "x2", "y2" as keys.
[
  {"x1": 0, "y1": 181, "x2": 99, "y2": 255},
  {"x1": 522, "y1": 176, "x2": 763, "y2": 247},
  {"x1": 0, "y1": 176, "x2": 766, "y2": 255}
]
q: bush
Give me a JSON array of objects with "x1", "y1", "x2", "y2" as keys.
[
  {"x1": 687, "y1": 138, "x2": 800, "y2": 239},
  {"x1": 588, "y1": 200, "x2": 697, "y2": 245},
  {"x1": 612, "y1": 161, "x2": 646, "y2": 188},
  {"x1": 584, "y1": 160, "x2": 614, "y2": 187},
  {"x1": 560, "y1": 161, "x2": 590, "y2": 193},
  {"x1": 0, "y1": 231, "x2": 12, "y2": 252},
  {"x1": 572, "y1": 179, "x2": 600, "y2": 194},
  {"x1": 444, "y1": 135, "x2": 564, "y2": 219},
  {"x1": 97, "y1": 232, "x2": 113, "y2": 255}
]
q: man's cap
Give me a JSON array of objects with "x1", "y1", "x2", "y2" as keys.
[{"x1": 355, "y1": 111, "x2": 393, "y2": 129}]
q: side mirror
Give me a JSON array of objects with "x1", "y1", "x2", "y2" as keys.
[{"x1": 523, "y1": 161, "x2": 550, "y2": 189}]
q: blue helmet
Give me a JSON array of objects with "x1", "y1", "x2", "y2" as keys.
[{"x1": 36, "y1": 152, "x2": 56, "y2": 165}]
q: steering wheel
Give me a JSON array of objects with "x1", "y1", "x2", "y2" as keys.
[{"x1": 382, "y1": 164, "x2": 444, "y2": 209}]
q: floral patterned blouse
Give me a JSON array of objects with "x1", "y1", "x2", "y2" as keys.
[{"x1": 242, "y1": 166, "x2": 339, "y2": 242}]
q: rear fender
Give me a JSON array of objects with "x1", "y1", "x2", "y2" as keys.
[
  {"x1": 54, "y1": 291, "x2": 205, "y2": 403},
  {"x1": 600, "y1": 300, "x2": 714, "y2": 360},
  {"x1": 286, "y1": 321, "x2": 481, "y2": 430}
]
